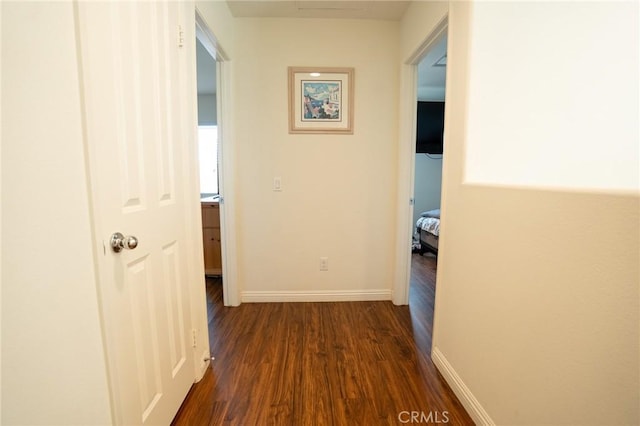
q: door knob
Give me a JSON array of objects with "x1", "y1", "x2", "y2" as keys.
[{"x1": 110, "y1": 232, "x2": 139, "y2": 253}]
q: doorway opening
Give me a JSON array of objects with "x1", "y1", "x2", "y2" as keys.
[
  {"x1": 409, "y1": 31, "x2": 447, "y2": 349},
  {"x1": 194, "y1": 17, "x2": 226, "y2": 355},
  {"x1": 411, "y1": 31, "x2": 447, "y2": 266},
  {"x1": 194, "y1": 10, "x2": 239, "y2": 310},
  {"x1": 195, "y1": 35, "x2": 223, "y2": 280}
]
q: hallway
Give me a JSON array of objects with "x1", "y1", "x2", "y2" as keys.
[{"x1": 172, "y1": 254, "x2": 472, "y2": 425}]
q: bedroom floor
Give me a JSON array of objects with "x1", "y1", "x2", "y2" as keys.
[{"x1": 171, "y1": 253, "x2": 472, "y2": 425}]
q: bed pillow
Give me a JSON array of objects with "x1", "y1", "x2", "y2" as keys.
[{"x1": 420, "y1": 209, "x2": 440, "y2": 219}]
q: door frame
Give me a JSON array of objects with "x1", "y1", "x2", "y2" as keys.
[
  {"x1": 194, "y1": 9, "x2": 239, "y2": 308},
  {"x1": 393, "y1": 16, "x2": 448, "y2": 306}
]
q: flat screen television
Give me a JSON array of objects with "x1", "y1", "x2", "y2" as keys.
[{"x1": 416, "y1": 101, "x2": 445, "y2": 155}]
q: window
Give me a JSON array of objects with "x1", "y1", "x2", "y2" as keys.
[{"x1": 198, "y1": 125, "x2": 218, "y2": 195}]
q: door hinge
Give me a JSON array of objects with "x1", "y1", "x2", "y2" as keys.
[
  {"x1": 177, "y1": 25, "x2": 184, "y2": 48},
  {"x1": 192, "y1": 329, "x2": 197, "y2": 348},
  {"x1": 410, "y1": 198, "x2": 415, "y2": 206}
]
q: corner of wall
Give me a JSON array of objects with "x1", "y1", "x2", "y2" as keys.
[{"x1": 431, "y1": 346, "x2": 494, "y2": 426}]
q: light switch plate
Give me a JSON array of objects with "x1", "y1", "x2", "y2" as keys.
[{"x1": 320, "y1": 257, "x2": 328, "y2": 271}]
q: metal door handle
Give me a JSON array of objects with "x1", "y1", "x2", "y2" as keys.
[{"x1": 110, "y1": 232, "x2": 139, "y2": 253}]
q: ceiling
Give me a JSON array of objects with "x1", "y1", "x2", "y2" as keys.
[
  {"x1": 226, "y1": 0, "x2": 411, "y2": 20},
  {"x1": 417, "y1": 34, "x2": 447, "y2": 101},
  {"x1": 207, "y1": 1, "x2": 445, "y2": 99}
]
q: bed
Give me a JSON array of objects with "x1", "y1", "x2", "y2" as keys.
[{"x1": 414, "y1": 209, "x2": 440, "y2": 256}]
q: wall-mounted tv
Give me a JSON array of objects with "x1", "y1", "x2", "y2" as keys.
[{"x1": 416, "y1": 101, "x2": 445, "y2": 155}]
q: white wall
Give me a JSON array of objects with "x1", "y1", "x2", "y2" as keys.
[
  {"x1": 400, "y1": 1, "x2": 448, "y2": 62},
  {"x1": 413, "y1": 154, "x2": 442, "y2": 224},
  {"x1": 1, "y1": 2, "x2": 112, "y2": 424},
  {"x1": 198, "y1": 94, "x2": 217, "y2": 125},
  {"x1": 233, "y1": 18, "x2": 400, "y2": 300},
  {"x1": 401, "y1": 1, "x2": 639, "y2": 424},
  {"x1": 0, "y1": 2, "x2": 4, "y2": 421},
  {"x1": 196, "y1": 1, "x2": 235, "y2": 56},
  {"x1": 464, "y1": 2, "x2": 639, "y2": 193},
  {"x1": 196, "y1": 35, "x2": 217, "y2": 125}
]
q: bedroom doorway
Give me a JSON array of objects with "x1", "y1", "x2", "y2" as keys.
[
  {"x1": 411, "y1": 33, "x2": 446, "y2": 260},
  {"x1": 407, "y1": 24, "x2": 448, "y2": 349}
]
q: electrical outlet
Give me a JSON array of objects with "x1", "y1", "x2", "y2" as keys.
[{"x1": 320, "y1": 257, "x2": 329, "y2": 271}]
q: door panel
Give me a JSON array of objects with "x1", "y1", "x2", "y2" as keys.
[
  {"x1": 161, "y1": 241, "x2": 188, "y2": 376},
  {"x1": 127, "y1": 256, "x2": 163, "y2": 421},
  {"x1": 77, "y1": 1, "x2": 195, "y2": 424}
]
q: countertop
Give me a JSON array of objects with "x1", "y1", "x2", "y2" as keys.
[{"x1": 201, "y1": 195, "x2": 220, "y2": 204}]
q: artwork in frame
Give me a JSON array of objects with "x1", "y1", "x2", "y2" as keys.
[{"x1": 288, "y1": 67, "x2": 354, "y2": 134}]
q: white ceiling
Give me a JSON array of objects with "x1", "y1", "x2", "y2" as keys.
[
  {"x1": 214, "y1": 1, "x2": 445, "y2": 99},
  {"x1": 417, "y1": 34, "x2": 447, "y2": 101},
  {"x1": 226, "y1": 0, "x2": 411, "y2": 20}
]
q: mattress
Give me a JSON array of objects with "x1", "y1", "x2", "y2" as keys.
[
  {"x1": 416, "y1": 217, "x2": 439, "y2": 237},
  {"x1": 413, "y1": 209, "x2": 441, "y2": 253}
]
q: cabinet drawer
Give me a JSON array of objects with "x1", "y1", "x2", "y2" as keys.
[
  {"x1": 202, "y1": 228, "x2": 222, "y2": 271},
  {"x1": 201, "y1": 204, "x2": 220, "y2": 227}
]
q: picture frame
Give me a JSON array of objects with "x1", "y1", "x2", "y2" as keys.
[{"x1": 288, "y1": 67, "x2": 354, "y2": 134}]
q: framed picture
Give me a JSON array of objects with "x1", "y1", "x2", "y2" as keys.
[{"x1": 288, "y1": 67, "x2": 354, "y2": 134}]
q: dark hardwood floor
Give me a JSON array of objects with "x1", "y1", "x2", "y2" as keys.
[{"x1": 172, "y1": 254, "x2": 473, "y2": 425}]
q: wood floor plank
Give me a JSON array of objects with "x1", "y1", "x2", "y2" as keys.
[{"x1": 172, "y1": 254, "x2": 473, "y2": 425}]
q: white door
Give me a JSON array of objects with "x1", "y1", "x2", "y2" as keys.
[{"x1": 76, "y1": 1, "x2": 196, "y2": 424}]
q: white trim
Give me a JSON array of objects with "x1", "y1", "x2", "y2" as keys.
[
  {"x1": 216, "y1": 60, "x2": 240, "y2": 307},
  {"x1": 392, "y1": 64, "x2": 419, "y2": 306},
  {"x1": 183, "y1": 2, "x2": 211, "y2": 384},
  {"x1": 393, "y1": 17, "x2": 449, "y2": 306},
  {"x1": 195, "y1": 11, "x2": 228, "y2": 62},
  {"x1": 405, "y1": 16, "x2": 449, "y2": 65},
  {"x1": 241, "y1": 289, "x2": 392, "y2": 303},
  {"x1": 194, "y1": 7, "x2": 239, "y2": 307},
  {"x1": 432, "y1": 346, "x2": 495, "y2": 425}
]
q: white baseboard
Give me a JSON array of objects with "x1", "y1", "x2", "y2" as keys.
[
  {"x1": 431, "y1": 346, "x2": 495, "y2": 426},
  {"x1": 241, "y1": 289, "x2": 392, "y2": 303}
]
